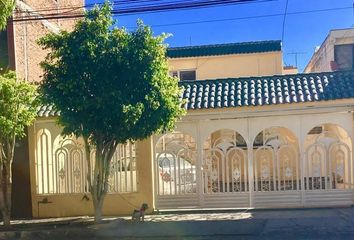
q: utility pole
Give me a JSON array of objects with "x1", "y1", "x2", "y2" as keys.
[{"x1": 287, "y1": 52, "x2": 306, "y2": 68}]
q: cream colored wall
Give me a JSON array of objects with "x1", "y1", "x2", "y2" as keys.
[
  {"x1": 168, "y1": 52, "x2": 283, "y2": 80},
  {"x1": 28, "y1": 120, "x2": 154, "y2": 218}
]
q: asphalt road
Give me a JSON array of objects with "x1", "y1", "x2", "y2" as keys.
[{"x1": 2, "y1": 207, "x2": 354, "y2": 239}]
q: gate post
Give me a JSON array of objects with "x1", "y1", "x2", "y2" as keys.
[
  {"x1": 248, "y1": 146, "x2": 254, "y2": 208},
  {"x1": 300, "y1": 145, "x2": 305, "y2": 206},
  {"x1": 247, "y1": 119, "x2": 254, "y2": 208},
  {"x1": 196, "y1": 121, "x2": 204, "y2": 208},
  {"x1": 136, "y1": 137, "x2": 155, "y2": 212}
]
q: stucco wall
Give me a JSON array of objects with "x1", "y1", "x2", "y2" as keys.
[
  {"x1": 28, "y1": 120, "x2": 154, "y2": 218},
  {"x1": 168, "y1": 51, "x2": 283, "y2": 80}
]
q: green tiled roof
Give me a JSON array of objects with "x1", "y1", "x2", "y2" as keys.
[
  {"x1": 167, "y1": 40, "x2": 281, "y2": 58},
  {"x1": 37, "y1": 105, "x2": 61, "y2": 117},
  {"x1": 180, "y1": 71, "x2": 354, "y2": 110},
  {"x1": 37, "y1": 71, "x2": 354, "y2": 117}
]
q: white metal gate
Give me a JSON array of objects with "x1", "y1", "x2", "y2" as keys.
[
  {"x1": 202, "y1": 134, "x2": 249, "y2": 208},
  {"x1": 155, "y1": 133, "x2": 199, "y2": 209},
  {"x1": 155, "y1": 127, "x2": 353, "y2": 210},
  {"x1": 253, "y1": 133, "x2": 301, "y2": 208},
  {"x1": 304, "y1": 132, "x2": 353, "y2": 206}
]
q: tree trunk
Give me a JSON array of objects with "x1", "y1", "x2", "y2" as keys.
[
  {"x1": 2, "y1": 209, "x2": 10, "y2": 227},
  {"x1": 93, "y1": 195, "x2": 104, "y2": 224},
  {"x1": 0, "y1": 137, "x2": 15, "y2": 227},
  {"x1": 85, "y1": 138, "x2": 118, "y2": 224},
  {"x1": 0, "y1": 172, "x2": 13, "y2": 227}
]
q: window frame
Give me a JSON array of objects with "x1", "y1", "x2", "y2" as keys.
[
  {"x1": 334, "y1": 44, "x2": 354, "y2": 71},
  {"x1": 169, "y1": 69, "x2": 197, "y2": 81}
]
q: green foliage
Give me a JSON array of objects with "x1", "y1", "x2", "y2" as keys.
[
  {"x1": 38, "y1": 3, "x2": 185, "y2": 146},
  {"x1": 0, "y1": 0, "x2": 15, "y2": 30},
  {"x1": 0, "y1": 71, "x2": 38, "y2": 139}
]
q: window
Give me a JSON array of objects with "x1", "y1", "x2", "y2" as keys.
[
  {"x1": 334, "y1": 44, "x2": 354, "y2": 71},
  {"x1": 169, "y1": 70, "x2": 196, "y2": 81},
  {"x1": 170, "y1": 71, "x2": 178, "y2": 78},
  {"x1": 180, "y1": 70, "x2": 196, "y2": 81}
]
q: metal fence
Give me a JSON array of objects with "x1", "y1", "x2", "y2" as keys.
[{"x1": 35, "y1": 127, "x2": 137, "y2": 194}]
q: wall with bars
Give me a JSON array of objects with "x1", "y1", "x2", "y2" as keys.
[{"x1": 28, "y1": 118, "x2": 154, "y2": 218}]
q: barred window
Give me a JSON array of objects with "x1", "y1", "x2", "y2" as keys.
[{"x1": 35, "y1": 128, "x2": 137, "y2": 194}]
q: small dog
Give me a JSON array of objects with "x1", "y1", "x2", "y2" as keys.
[{"x1": 131, "y1": 203, "x2": 149, "y2": 223}]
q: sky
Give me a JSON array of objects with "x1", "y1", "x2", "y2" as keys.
[{"x1": 85, "y1": 0, "x2": 354, "y2": 72}]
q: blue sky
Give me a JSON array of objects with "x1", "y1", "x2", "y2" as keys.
[{"x1": 85, "y1": 0, "x2": 354, "y2": 72}]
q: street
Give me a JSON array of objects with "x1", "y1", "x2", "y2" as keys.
[{"x1": 2, "y1": 207, "x2": 354, "y2": 239}]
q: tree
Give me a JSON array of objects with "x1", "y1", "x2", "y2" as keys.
[
  {"x1": 38, "y1": 3, "x2": 185, "y2": 223},
  {"x1": 0, "y1": 0, "x2": 15, "y2": 30},
  {"x1": 0, "y1": 71, "x2": 38, "y2": 226}
]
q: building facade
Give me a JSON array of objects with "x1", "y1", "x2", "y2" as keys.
[
  {"x1": 2, "y1": 2, "x2": 354, "y2": 218},
  {"x1": 167, "y1": 40, "x2": 283, "y2": 80},
  {"x1": 34, "y1": 45, "x2": 354, "y2": 217},
  {"x1": 305, "y1": 28, "x2": 354, "y2": 73}
]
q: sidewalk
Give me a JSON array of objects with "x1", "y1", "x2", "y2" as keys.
[{"x1": 2, "y1": 207, "x2": 354, "y2": 239}]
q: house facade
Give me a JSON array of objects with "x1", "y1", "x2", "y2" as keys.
[
  {"x1": 2, "y1": 2, "x2": 354, "y2": 218},
  {"x1": 34, "y1": 42, "x2": 354, "y2": 217}
]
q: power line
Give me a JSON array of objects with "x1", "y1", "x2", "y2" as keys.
[
  {"x1": 23, "y1": 0, "x2": 251, "y2": 13},
  {"x1": 281, "y1": 0, "x2": 289, "y2": 43},
  {"x1": 12, "y1": 4, "x2": 352, "y2": 28},
  {"x1": 11, "y1": 5, "x2": 353, "y2": 33},
  {"x1": 124, "y1": 6, "x2": 353, "y2": 29},
  {"x1": 21, "y1": 0, "x2": 163, "y2": 13},
  {"x1": 12, "y1": 0, "x2": 274, "y2": 22}
]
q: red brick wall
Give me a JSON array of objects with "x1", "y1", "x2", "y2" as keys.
[{"x1": 12, "y1": 0, "x2": 84, "y2": 83}]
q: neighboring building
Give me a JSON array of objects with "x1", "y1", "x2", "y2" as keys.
[
  {"x1": 2, "y1": 0, "x2": 82, "y2": 83},
  {"x1": 0, "y1": 0, "x2": 83, "y2": 219},
  {"x1": 167, "y1": 40, "x2": 283, "y2": 80},
  {"x1": 4, "y1": 2, "x2": 354, "y2": 219},
  {"x1": 305, "y1": 28, "x2": 354, "y2": 73}
]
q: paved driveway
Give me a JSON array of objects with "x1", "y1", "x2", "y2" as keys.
[{"x1": 2, "y1": 207, "x2": 354, "y2": 239}]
